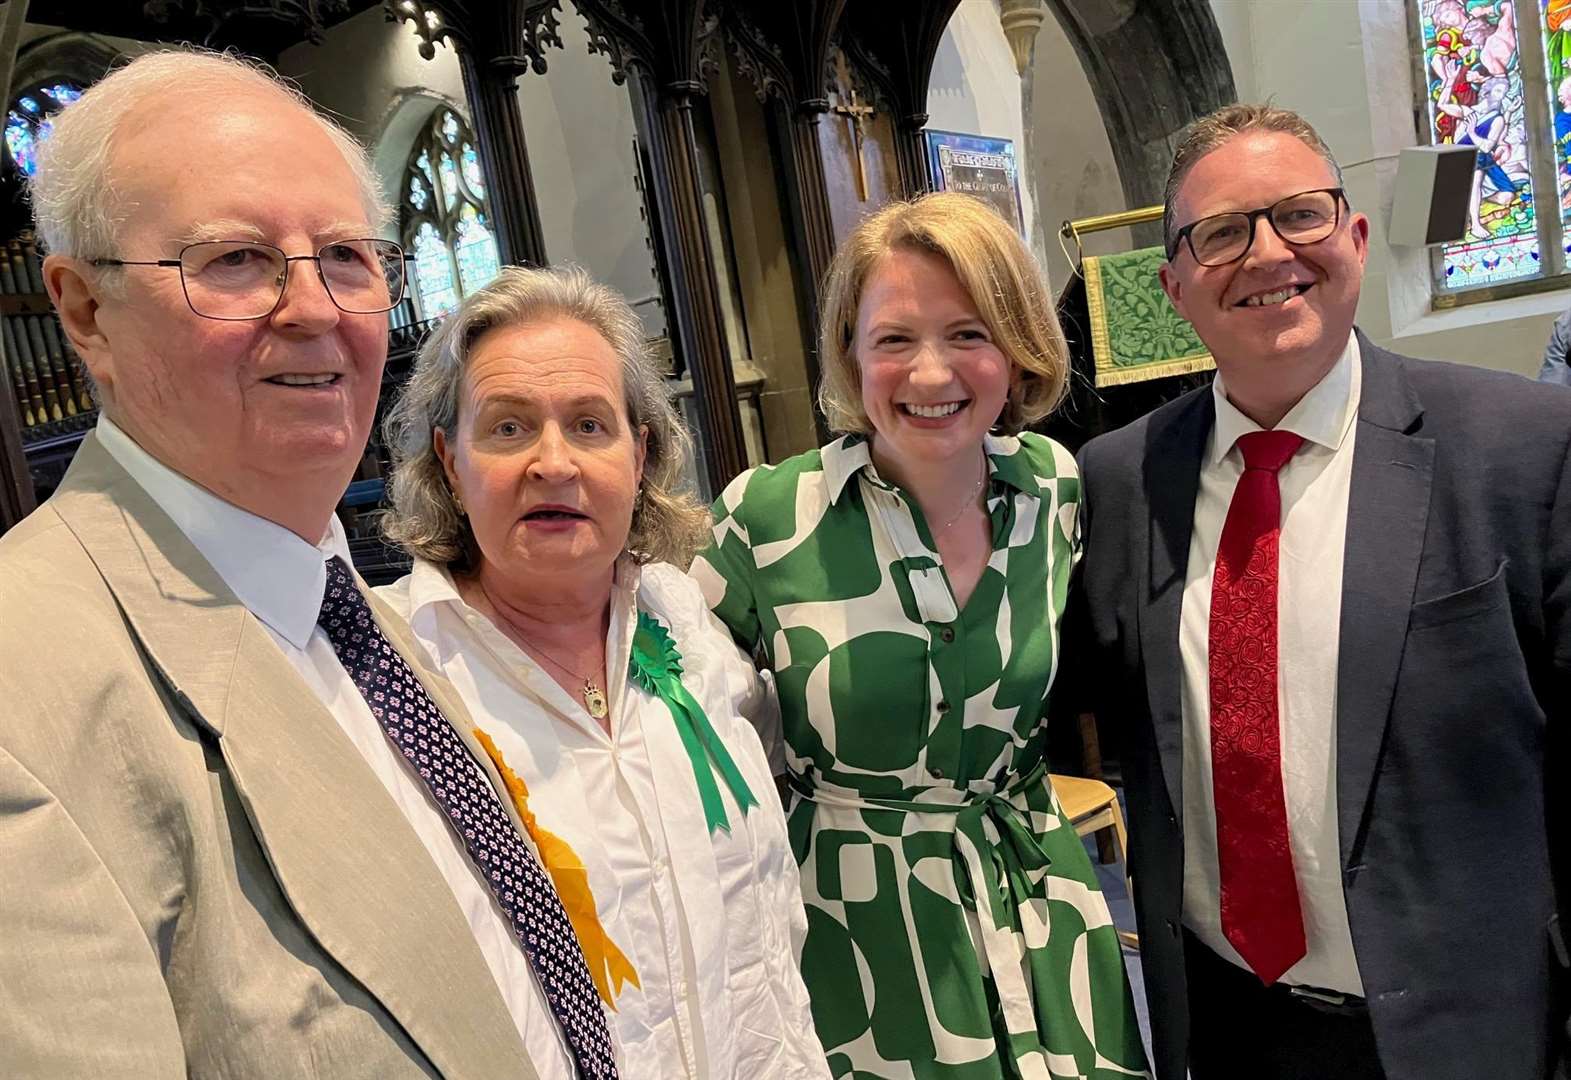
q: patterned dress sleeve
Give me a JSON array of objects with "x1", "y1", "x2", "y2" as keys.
[{"x1": 689, "y1": 468, "x2": 763, "y2": 650}]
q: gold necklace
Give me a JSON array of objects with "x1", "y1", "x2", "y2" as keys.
[
  {"x1": 936, "y1": 460, "x2": 989, "y2": 533},
  {"x1": 478, "y1": 584, "x2": 610, "y2": 719},
  {"x1": 518, "y1": 637, "x2": 609, "y2": 719}
]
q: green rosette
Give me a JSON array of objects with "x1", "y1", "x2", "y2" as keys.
[{"x1": 629, "y1": 610, "x2": 758, "y2": 833}]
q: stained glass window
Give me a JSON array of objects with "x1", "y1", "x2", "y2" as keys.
[
  {"x1": 3, "y1": 80, "x2": 83, "y2": 178},
  {"x1": 412, "y1": 221, "x2": 459, "y2": 318},
  {"x1": 1417, "y1": 0, "x2": 1538, "y2": 290},
  {"x1": 462, "y1": 143, "x2": 485, "y2": 199},
  {"x1": 400, "y1": 107, "x2": 501, "y2": 320},
  {"x1": 438, "y1": 151, "x2": 459, "y2": 211},
  {"x1": 455, "y1": 205, "x2": 501, "y2": 294}
]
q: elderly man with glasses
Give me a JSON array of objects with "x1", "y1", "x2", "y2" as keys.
[
  {"x1": 0, "y1": 49, "x2": 610, "y2": 1079},
  {"x1": 1064, "y1": 103, "x2": 1571, "y2": 1080}
]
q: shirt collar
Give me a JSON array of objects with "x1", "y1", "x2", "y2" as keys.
[
  {"x1": 822, "y1": 431, "x2": 1040, "y2": 505},
  {"x1": 95, "y1": 415, "x2": 353, "y2": 648},
  {"x1": 402, "y1": 553, "x2": 644, "y2": 623},
  {"x1": 1208, "y1": 330, "x2": 1362, "y2": 467}
]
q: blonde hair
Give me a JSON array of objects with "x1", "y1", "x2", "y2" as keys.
[
  {"x1": 382, "y1": 265, "x2": 711, "y2": 569},
  {"x1": 1163, "y1": 102, "x2": 1344, "y2": 254},
  {"x1": 816, "y1": 191, "x2": 1068, "y2": 435}
]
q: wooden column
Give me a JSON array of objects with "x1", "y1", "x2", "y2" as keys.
[
  {"x1": 632, "y1": 73, "x2": 749, "y2": 494},
  {"x1": 386, "y1": 0, "x2": 556, "y2": 267},
  {"x1": 577, "y1": 0, "x2": 751, "y2": 492},
  {"x1": 456, "y1": 51, "x2": 549, "y2": 267},
  {"x1": 783, "y1": 99, "x2": 835, "y2": 313},
  {"x1": 839, "y1": 0, "x2": 962, "y2": 199}
]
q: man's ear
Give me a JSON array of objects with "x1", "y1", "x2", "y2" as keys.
[
  {"x1": 43, "y1": 254, "x2": 115, "y2": 400},
  {"x1": 1159, "y1": 262, "x2": 1188, "y2": 321}
]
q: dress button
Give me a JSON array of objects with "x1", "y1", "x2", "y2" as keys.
[
  {"x1": 936, "y1": 699, "x2": 951, "y2": 714},
  {"x1": 939, "y1": 626, "x2": 955, "y2": 643},
  {"x1": 930, "y1": 766, "x2": 945, "y2": 780}
]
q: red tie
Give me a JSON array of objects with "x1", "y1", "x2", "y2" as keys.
[{"x1": 1208, "y1": 429, "x2": 1307, "y2": 985}]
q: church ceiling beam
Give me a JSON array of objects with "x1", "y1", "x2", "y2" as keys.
[
  {"x1": 575, "y1": 0, "x2": 752, "y2": 493},
  {"x1": 384, "y1": 0, "x2": 560, "y2": 267}
]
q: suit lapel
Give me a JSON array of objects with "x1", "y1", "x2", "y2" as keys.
[
  {"x1": 50, "y1": 438, "x2": 537, "y2": 1080},
  {"x1": 1139, "y1": 390, "x2": 1214, "y2": 821},
  {"x1": 1336, "y1": 341, "x2": 1433, "y2": 868}
]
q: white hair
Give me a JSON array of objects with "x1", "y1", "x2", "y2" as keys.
[{"x1": 27, "y1": 47, "x2": 390, "y2": 260}]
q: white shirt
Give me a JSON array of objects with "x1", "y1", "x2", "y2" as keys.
[
  {"x1": 1177, "y1": 333, "x2": 1365, "y2": 994},
  {"x1": 94, "y1": 417, "x2": 570, "y2": 1066},
  {"x1": 378, "y1": 557, "x2": 829, "y2": 1080}
]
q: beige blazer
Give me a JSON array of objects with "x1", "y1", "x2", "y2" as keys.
[{"x1": 0, "y1": 436, "x2": 543, "y2": 1080}]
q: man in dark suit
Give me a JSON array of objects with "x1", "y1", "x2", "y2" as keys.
[{"x1": 1073, "y1": 102, "x2": 1570, "y2": 1080}]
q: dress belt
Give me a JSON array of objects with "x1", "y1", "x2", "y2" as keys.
[{"x1": 789, "y1": 760, "x2": 1064, "y2": 1066}]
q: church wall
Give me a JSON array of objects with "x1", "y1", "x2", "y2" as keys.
[
  {"x1": 277, "y1": 6, "x2": 663, "y2": 340},
  {"x1": 276, "y1": 7, "x2": 466, "y2": 240},
  {"x1": 928, "y1": 0, "x2": 1037, "y2": 252},
  {"x1": 512, "y1": 6, "x2": 665, "y2": 341},
  {"x1": 1212, "y1": 0, "x2": 1563, "y2": 378},
  {"x1": 1022, "y1": 10, "x2": 1132, "y2": 293}
]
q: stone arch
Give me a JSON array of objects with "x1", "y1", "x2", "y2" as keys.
[
  {"x1": 367, "y1": 87, "x2": 469, "y2": 231},
  {"x1": 1044, "y1": 0, "x2": 1235, "y2": 237}
]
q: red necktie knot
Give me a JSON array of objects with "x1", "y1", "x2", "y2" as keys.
[{"x1": 1236, "y1": 429, "x2": 1305, "y2": 474}]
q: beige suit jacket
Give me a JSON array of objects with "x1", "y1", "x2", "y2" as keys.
[{"x1": 0, "y1": 436, "x2": 543, "y2": 1079}]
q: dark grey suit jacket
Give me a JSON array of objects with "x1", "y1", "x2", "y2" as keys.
[{"x1": 1070, "y1": 333, "x2": 1571, "y2": 1080}]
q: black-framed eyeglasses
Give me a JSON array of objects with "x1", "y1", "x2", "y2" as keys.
[
  {"x1": 1167, "y1": 188, "x2": 1347, "y2": 266},
  {"x1": 90, "y1": 238, "x2": 411, "y2": 321}
]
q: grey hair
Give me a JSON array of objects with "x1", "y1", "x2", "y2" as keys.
[
  {"x1": 27, "y1": 46, "x2": 389, "y2": 261},
  {"x1": 382, "y1": 265, "x2": 712, "y2": 569},
  {"x1": 1162, "y1": 102, "x2": 1345, "y2": 256}
]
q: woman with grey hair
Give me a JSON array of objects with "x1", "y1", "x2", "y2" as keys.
[{"x1": 377, "y1": 265, "x2": 828, "y2": 1080}]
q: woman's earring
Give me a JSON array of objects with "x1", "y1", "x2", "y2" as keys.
[{"x1": 452, "y1": 490, "x2": 466, "y2": 517}]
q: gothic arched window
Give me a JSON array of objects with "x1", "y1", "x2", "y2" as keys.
[
  {"x1": 401, "y1": 106, "x2": 500, "y2": 319},
  {"x1": 4, "y1": 81, "x2": 83, "y2": 178}
]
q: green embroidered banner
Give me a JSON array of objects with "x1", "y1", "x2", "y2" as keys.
[{"x1": 1083, "y1": 245, "x2": 1214, "y2": 387}]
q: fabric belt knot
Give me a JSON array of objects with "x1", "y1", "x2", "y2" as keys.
[
  {"x1": 1209, "y1": 429, "x2": 1308, "y2": 986},
  {"x1": 316, "y1": 556, "x2": 619, "y2": 1079},
  {"x1": 791, "y1": 759, "x2": 1062, "y2": 1065}
]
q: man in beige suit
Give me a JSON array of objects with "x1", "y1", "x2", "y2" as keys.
[{"x1": 0, "y1": 50, "x2": 611, "y2": 1079}]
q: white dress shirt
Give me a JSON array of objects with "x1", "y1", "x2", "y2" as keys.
[
  {"x1": 1178, "y1": 333, "x2": 1365, "y2": 994},
  {"x1": 378, "y1": 557, "x2": 829, "y2": 1080},
  {"x1": 94, "y1": 417, "x2": 571, "y2": 1067}
]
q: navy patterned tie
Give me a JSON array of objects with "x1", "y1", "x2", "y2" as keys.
[{"x1": 317, "y1": 556, "x2": 619, "y2": 1079}]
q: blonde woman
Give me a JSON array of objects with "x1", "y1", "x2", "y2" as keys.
[
  {"x1": 691, "y1": 193, "x2": 1148, "y2": 1079},
  {"x1": 378, "y1": 265, "x2": 828, "y2": 1080}
]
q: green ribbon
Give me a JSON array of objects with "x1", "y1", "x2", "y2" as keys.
[{"x1": 628, "y1": 610, "x2": 759, "y2": 833}]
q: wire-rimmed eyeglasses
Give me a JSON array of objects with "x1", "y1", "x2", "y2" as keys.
[
  {"x1": 90, "y1": 238, "x2": 410, "y2": 321},
  {"x1": 1167, "y1": 188, "x2": 1347, "y2": 267}
]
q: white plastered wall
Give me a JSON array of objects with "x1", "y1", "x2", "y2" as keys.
[{"x1": 927, "y1": 0, "x2": 1039, "y2": 252}]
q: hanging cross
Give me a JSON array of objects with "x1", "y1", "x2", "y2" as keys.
[{"x1": 830, "y1": 54, "x2": 877, "y2": 200}]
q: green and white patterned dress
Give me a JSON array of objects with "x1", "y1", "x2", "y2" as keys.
[{"x1": 690, "y1": 432, "x2": 1148, "y2": 1080}]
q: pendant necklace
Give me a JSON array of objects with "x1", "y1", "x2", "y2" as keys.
[
  {"x1": 496, "y1": 619, "x2": 609, "y2": 719},
  {"x1": 471, "y1": 579, "x2": 610, "y2": 719},
  {"x1": 522, "y1": 640, "x2": 609, "y2": 719}
]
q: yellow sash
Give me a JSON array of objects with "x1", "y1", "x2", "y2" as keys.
[{"x1": 473, "y1": 728, "x2": 641, "y2": 1008}]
